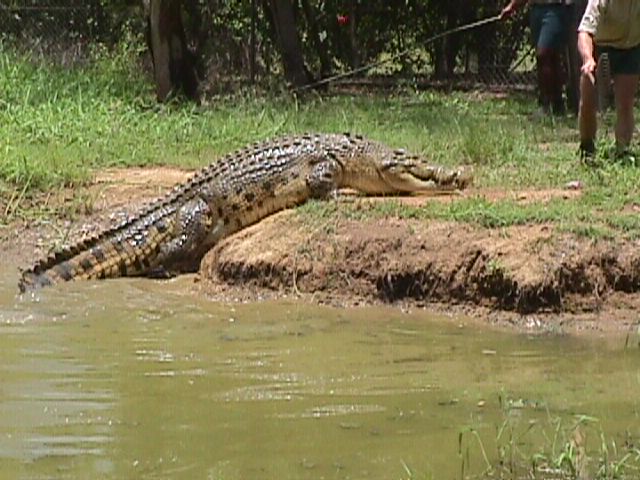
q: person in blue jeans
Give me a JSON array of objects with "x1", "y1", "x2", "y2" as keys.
[{"x1": 501, "y1": 0, "x2": 575, "y2": 115}]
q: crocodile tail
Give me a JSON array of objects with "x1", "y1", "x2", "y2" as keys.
[
  {"x1": 19, "y1": 237, "x2": 108, "y2": 292},
  {"x1": 18, "y1": 235, "x2": 153, "y2": 292},
  {"x1": 19, "y1": 267, "x2": 58, "y2": 291},
  {"x1": 18, "y1": 216, "x2": 178, "y2": 292},
  {"x1": 17, "y1": 163, "x2": 223, "y2": 293}
]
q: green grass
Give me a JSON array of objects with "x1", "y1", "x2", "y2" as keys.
[
  {"x1": 459, "y1": 396, "x2": 640, "y2": 479},
  {"x1": 2, "y1": 39, "x2": 640, "y2": 236}
]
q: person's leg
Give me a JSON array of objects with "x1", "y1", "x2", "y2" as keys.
[
  {"x1": 608, "y1": 46, "x2": 640, "y2": 153},
  {"x1": 578, "y1": 70, "x2": 598, "y2": 157},
  {"x1": 537, "y1": 49, "x2": 566, "y2": 113},
  {"x1": 612, "y1": 74, "x2": 639, "y2": 152},
  {"x1": 533, "y1": 5, "x2": 570, "y2": 114},
  {"x1": 530, "y1": 6, "x2": 550, "y2": 111}
]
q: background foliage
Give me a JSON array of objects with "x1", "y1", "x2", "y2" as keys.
[{"x1": 0, "y1": 0, "x2": 536, "y2": 90}]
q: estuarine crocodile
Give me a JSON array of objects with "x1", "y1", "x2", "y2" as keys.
[{"x1": 19, "y1": 133, "x2": 471, "y2": 291}]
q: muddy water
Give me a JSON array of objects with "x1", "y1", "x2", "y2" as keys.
[{"x1": 1, "y1": 267, "x2": 639, "y2": 480}]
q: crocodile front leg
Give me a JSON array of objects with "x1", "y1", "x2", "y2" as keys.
[
  {"x1": 152, "y1": 197, "x2": 217, "y2": 276},
  {"x1": 306, "y1": 157, "x2": 342, "y2": 198}
]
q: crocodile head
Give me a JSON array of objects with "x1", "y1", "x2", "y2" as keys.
[
  {"x1": 344, "y1": 145, "x2": 473, "y2": 195},
  {"x1": 378, "y1": 154, "x2": 472, "y2": 193}
]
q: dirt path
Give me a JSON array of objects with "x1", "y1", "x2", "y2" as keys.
[{"x1": 4, "y1": 167, "x2": 640, "y2": 335}]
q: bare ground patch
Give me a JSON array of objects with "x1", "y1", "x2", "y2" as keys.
[{"x1": 3, "y1": 167, "x2": 640, "y2": 334}]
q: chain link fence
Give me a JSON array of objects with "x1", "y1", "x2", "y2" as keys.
[
  {"x1": 0, "y1": 1, "x2": 543, "y2": 91},
  {"x1": 0, "y1": 1, "x2": 141, "y2": 66}
]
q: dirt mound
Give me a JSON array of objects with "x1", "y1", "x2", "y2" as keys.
[{"x1": 200, "y1": 210, "x2": 640, "y2": 329}]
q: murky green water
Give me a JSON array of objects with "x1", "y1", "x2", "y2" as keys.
[{"x1": 1, "y1": 266, "x2": 639, "y2": 479}]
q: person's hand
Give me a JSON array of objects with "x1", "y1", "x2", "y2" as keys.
[
  {"x1": 581, "y1": 57, "x2": 597, "y2": 84},
  {"x1": 500, "y1": 1, "x2": 517, "y2": 20}
]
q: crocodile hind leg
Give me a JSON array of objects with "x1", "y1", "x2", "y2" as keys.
[{"x1": 151, "y1": 197, "x2": 217, "y2": 276}]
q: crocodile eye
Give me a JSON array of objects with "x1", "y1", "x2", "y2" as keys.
[
  {"x1": 381, "y1": 159, "x2": 398, "y2": 171},
  {"x1": 402, "y1": 159, "x2": 415, "y2": 169}
]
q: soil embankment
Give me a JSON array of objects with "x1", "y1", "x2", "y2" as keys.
[
  {"x1": 4, "y1": 167, "x2": 640, "y2": 334},
  {"x1": 199, "y1": 211, "x2": 640, "y2": 333}
]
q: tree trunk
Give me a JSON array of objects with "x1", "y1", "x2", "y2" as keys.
[
  {"x1": 299, "y1": 0, "x2": 332, "y2": 78},
  {"x1": 144, "y1": 0, "x2": 199, "y2": 102},
  {"x1": 347, "y1": 0, "x2": 360, "y2": 69},
  {"x1": 440, "y1": 0, "x2": 465, "y2": 78},
  {"x1": 250, "y1": 0, "x2": 257, "y2": 83},
  {"x1": 262, "y1": 0, "x2": 312, "y2": 88}
]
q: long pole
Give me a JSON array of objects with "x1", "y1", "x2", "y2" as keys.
[{"x1": 294, "y1": 14, "x2": 502, "y2": 92}]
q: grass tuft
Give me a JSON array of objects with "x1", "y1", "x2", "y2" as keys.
[{"x1": 459, "y1": 396, "x2": 640, "y2": 479}]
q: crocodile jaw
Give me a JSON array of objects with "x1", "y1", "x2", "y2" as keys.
[{"x1": 381, "y1": 164, "x2": 472, "y2": 194}]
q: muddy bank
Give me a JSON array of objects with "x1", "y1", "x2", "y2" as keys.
[
  {"x1": 4, "y1": 167, "x2": 640, "y2": 333},
  {"x1": 198, "y1": 210, "x2": 640, "y2": 332}
]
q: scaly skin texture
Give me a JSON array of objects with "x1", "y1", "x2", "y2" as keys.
[{"x1": 19, "y1": 133, "x2": 472, "y2": 291}]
